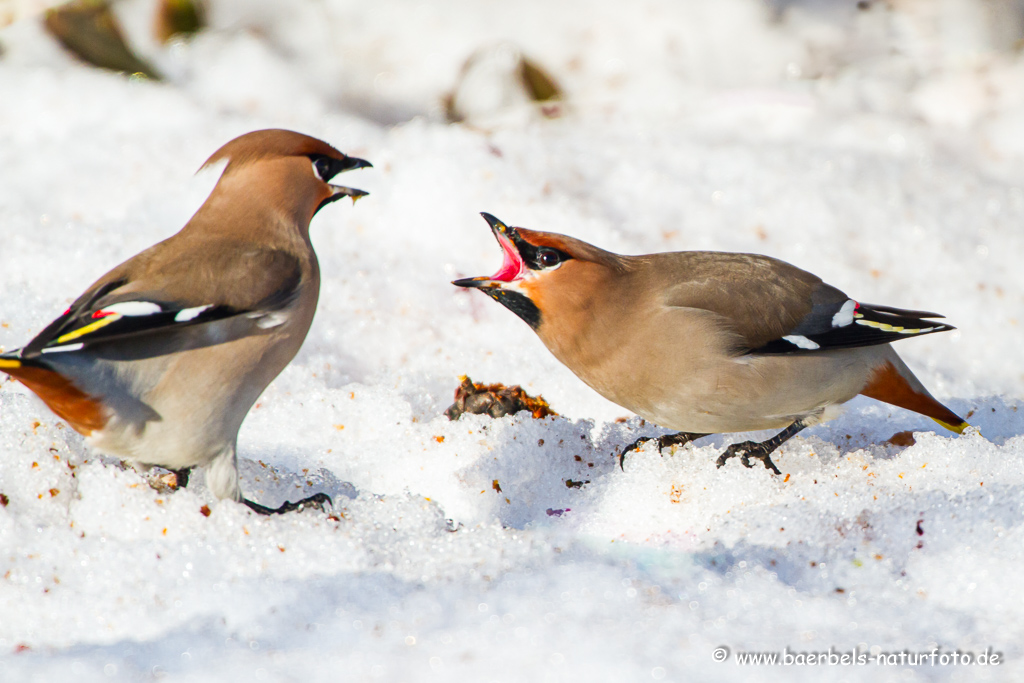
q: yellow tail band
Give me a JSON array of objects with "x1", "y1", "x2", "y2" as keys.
[
  {"x1": 0, "y1": 358, "x2": 22, "y2": 369},
  {"x1": 933, "y1": 418, "x2": 969, "y2": 435}
]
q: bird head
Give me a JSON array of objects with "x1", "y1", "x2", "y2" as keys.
[
  {"x1": 453, "y1": 213, "x2": 623, "y2": 330},
  {"x1": 200, "y1": 129, "x2": 371, "y2": 225}
]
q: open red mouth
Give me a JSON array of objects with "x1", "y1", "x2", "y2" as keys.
[
  {"x1": 489, "y1": 230, "x2": 526, "y2": 282},
  {"x1": 451, "y1": 213, "x2": 544, "y2": 329},
  {"x1": 453, "y1": 213, "x2": 526, "y2": 288}
]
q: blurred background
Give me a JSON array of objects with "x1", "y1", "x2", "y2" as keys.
[
  {"x1": 2, "y1": 0, "x2": 1024, "y2": 138},
  {"x1": 5, "y1": 0, "x2": 1024, "y2": 144}
]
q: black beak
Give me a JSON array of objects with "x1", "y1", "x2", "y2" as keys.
[
  {"x1": 317, "y1": 156, "x2": 371, "y2": 213},
  {"x1": 452, "y1": 276, "x2": 490, "y2": 288},
  {"x1": 480, "y1": 212, "x2": 507, "y2": 233},
  {"x1": 339, "y1": 156, "x2": 373, "y2": 172},
  {"x1": 480, "y1": 211, "x2": 530, "y2": 249}
]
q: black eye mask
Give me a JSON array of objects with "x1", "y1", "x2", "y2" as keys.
[
  {"x1": 309, "y1": 154, "x2": 370, "y2": 183},
  {"x1": 510, "y1": 236, "x2": 572, "y2": 271}
]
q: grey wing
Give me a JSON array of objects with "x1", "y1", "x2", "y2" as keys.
[
  {"x1": 658, "y1": 252, "x2": 952, "y2": 355},
  {"x1": 19, "y1": 248, "x2": 303, "y2": 362}
]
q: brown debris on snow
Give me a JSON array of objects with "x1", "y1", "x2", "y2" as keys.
[{"x1": 445, "y1": 375, "x2": 556, "y2": 420}]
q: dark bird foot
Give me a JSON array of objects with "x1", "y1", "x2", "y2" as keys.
[
  {"x1": 715, "y1": 441, "x2": 782, "y2": 475},
  {"x1": 171, "y1": 467, "x2": 191, "y2": 488},
  {"x1": 243, "y1": 492, "x2": 333, "y2": 515},
  {"x1": 714, "y1": 420, "x2": 810, "y2": 476},
  {"x1": 619, "y1": 432, "x2": 708, "y2": 470}
]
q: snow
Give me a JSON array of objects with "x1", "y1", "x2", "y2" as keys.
[{"x1": 1, "y1": 0, "x2": 1024, "y2": 680}]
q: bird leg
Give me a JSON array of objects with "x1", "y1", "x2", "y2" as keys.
[
  {"x1": 715, "y1": 420, "x2": 809, "y2": 475},
  {"x1": 243, "y1": 492, "x2": 333, "y2": 515},
  {"x1": 619, "y1": 432, "x2": 709, "y2": 470},
  {"x1": 171, "y1": 467, "x2": 191, "y2": 488}
]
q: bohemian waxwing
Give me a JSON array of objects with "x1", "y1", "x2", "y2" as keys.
[
  {"x1": 454, "y1": 213, "x2": 968, "y2": 474},
  {"x1": 0, "y1": 129, "x2": 370, "y2": 513}
]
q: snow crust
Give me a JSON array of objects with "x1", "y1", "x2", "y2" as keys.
[{"x1": 1, "y1": 0, "x2": 1023, "y2": 680}]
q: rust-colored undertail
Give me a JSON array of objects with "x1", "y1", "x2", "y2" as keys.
[
  {"x1": 0, "y1": 361, "x2": 108, "y2": 436},
  {"x1": 860, "y1": 361, "x2": 967, "y2": 434}
]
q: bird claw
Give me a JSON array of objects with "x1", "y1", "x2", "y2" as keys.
[
  {"x1": 764, "y1": 460, "x2": 782, "y2": 475},
  {"x1": 716, "y1": 442, "x2": 781, "y2": 475},
  {"x1": 618, "y1": 436, "x2": 657, "y2": 470},
  {"x1": 243, "y1": 492, "x2": 334, "y2": 515},
  {"x1": 619, "y1": 432, "x2": 707, "y2": 470},
  {"x1": 291, "y1": 492, "x2": 333, "y2": 513}
]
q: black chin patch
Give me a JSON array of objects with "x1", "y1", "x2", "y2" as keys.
[
  {"x1": 487, "y1": 289, "x2": 541, "y2": 330},
  {"x1": 315, "y1": 193, "x2": 345, "y2": 215}
]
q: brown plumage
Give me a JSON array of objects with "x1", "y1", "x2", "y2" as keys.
[
  {"x1": 0, "y1": 362, "x2": 108, "y2": 435},
  {"x1": 860, "y1": 361, "x2": 964, "y2": 429},
  {"x1": 0, "y1": 129, "x2": 370, "y2": 513},
  {"x1": 455, "y1": 213, "x2": 967, "y2": 474}
]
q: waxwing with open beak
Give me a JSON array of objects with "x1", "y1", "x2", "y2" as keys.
[
  {"x1": 0, "y1": 129, "x2": 370, "y2": 513},
  {"x1": 454, "y1": 213, "x2": 967, "y2": 474}
]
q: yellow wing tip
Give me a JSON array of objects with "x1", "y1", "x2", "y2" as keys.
[
  {"x1": 0, "y1": 358, "x2": 22, "y2": 369},
  {"x1": 933, "y1": 418, "x2": 970, "y2": 435},
  {"x1": 56, "y1": 313, "x2": 121, "y2": 344}
]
